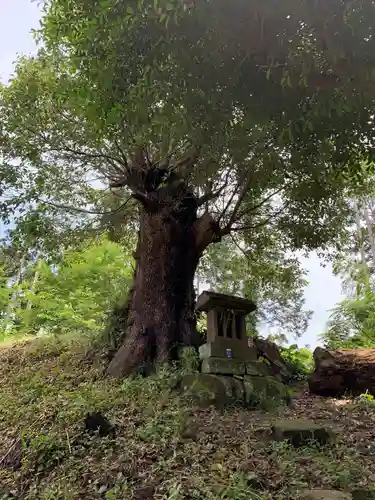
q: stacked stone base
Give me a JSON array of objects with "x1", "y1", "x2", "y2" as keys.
[{"x1": 180, "y1": 357, "x2": 290, "y2": 408}]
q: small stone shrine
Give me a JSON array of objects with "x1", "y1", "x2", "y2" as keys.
[
  {"x1": 179, "y1": 291, "x2": 290, "y2": 408},
  {"x1": 196, "y1": 291, "x2": 257, "y2": 370}
]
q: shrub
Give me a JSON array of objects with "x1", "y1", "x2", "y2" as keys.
[{"x1": 279, "y1": 344, "x2": 313, "y2": 381}]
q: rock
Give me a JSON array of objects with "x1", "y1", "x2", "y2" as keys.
[
  {"x1": 352, "y1": 490, "x2": 375, "y2": 500},
  {"x1": 180, "y1": 424, "x2": 198, "y2": 440},
  {"x1": 244, "y1": 375, "x2": 290, "y2": 408},
  {"x1": 201, "y1": 357, "x2": 246, "y2": 375},
  {"x1": 300, "y1": 490, "x2": 352, "y2": 500},
  {"x1": 254, "y1": 337, "x2": 290, "y2": 382},
  {"x1": 270, "y1": 420, "x2": 335, "y2": 447},
  {"x1": 245, "y1": 360, "x2": 273, "y2": 377},
  {"x1": 246, "y1": 473, "x2": 267, "y2": 490},
  {"x1": 133, "y1": 484, "x2": 157, "y2": 499},
  {"x1": 309, "y1": 347, "x2": 375, "y2": 397},
  {"x1": 179, "y1": 373, "x2": 244, "y2": 407},
  {"x1": 180, "y1": 372, "x2": 290, "y2": 409},
  {"x1": 84, "y1": 412, "x2": 115, "y2": 437}
]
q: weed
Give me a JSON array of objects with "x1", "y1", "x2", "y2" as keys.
[
  {"x1": 356, "y1": 391, "x2": 375, "y2": 406},
  {"x1": 219, "y1": 472, "x2": 267, "y2": 499},
  {"x1": 179, "y1": 346, "x2": 201, "y2": 373}
]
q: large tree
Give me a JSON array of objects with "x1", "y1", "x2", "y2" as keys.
[{"x1": 1, "y1": 0, "x2": 375, "y2": 376}]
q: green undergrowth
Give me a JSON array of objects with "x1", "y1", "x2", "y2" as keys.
[{"x1": 0, "y1": 333, "x2": 374, "y2": 499}]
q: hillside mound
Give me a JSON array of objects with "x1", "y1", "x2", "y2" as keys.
[{"x1": 0, "y1": 335, "x2": 375, "y2": 499}]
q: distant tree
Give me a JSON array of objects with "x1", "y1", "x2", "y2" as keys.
[
  {"x1": 0, "y1": 265, "x2": 12, "y2": 320},
  {"x1": 198, "y1": 237, "x2": 311, "y2": 340},
  {"x1": 320, "y1": 285, "x2": 375, "y2": 349},
  {"x1": 2, "y1": 1, "x2": 375, "y2": 375},
  {"x1": 13, "y1": 239, "x2": 133, "y2": 336}
]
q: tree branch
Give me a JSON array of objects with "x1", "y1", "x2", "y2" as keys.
[
  {"x1": 131, "y1": 191, "x2": 155, "y2": 210},
  {"x1": 229, "y1": 232, "x2": 248, "y2": 259},
  {"x1": 57, "y1": 144, "x2": 124, "y2": 167},
  {"x1": 110, "y1": 178, "x2": 128, "y2": 188},
  {"x1": 171, "y1": 146, "x2": 201, "y2": 173},
  {"x1": 41, "y1": 196, "x2": 132, "y2": 216},
  {"x1": 234, "y1": 185, "x2": 287, "y2": 222},
  {"x1": 113, "y1": 139, "x2": 129, "y2": 169},
  {"x1": 196, "y1": 188, "x2": 223, "y2": 207},
  {"x1": 193, "y1": 212, "x2": 222, "y2": 253},
  {"x1": 229, "y1": 203, "x2": 288, "y2": 233},
  {"x1": 23, "y1": 126, "x2": 124, "y2": 169},
  {"x1": 196, "y1": 170, "x2": 231, "y2": 207},
  {"x1": 220, "y1": 170, "x2": 254, "y2": 233}
]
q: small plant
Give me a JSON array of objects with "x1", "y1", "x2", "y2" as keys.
[
  {"x1": 356, "y1": 390, "x2": 375, "y2": 405},
  {"x1": 219, "y1": 472, "x2": 266, "y2": 499},
  {"x1": 179, "y1": 346, "x2": 200, "y2": 372},
  {"x1": 28, "y1": 432, "x2": 68, "y2": 472},
  {"x1": 360, "y1": 391, "x2": 374, "y2": 401},
  {"x1": 165, "y1": 481, "x2": 184, "y2": 500},
  {"x1": 105, "y1": 482, "x2": 133, "y2": 499}
]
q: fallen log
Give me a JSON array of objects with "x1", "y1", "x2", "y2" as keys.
[{"x1": 309, "y1": 347, "x2": 375, "y2": 397}]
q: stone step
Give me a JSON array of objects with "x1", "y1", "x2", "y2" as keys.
[{"x1": 270, "y1": 419, "x2": 335, "y2": 447}]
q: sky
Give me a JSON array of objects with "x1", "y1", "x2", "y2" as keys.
[
  {"x1": 0, "y1": 2, "x2": 41, "y2": 83},
  {"x1": 0, "y1": 1, "x2": 344, "y2": 348}
]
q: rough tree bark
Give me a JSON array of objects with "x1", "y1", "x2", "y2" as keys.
[{"x1": 107, "y1": 170, "x2": 222, "y2": 378}]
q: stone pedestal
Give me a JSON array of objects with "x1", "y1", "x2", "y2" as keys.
[{"x1": 199, "y1": 338, "x2": 257, "y2": 362}]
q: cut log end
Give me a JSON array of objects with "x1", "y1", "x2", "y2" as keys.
[{"x1": 309, "y1": 347, "x2": 375, "y2": 397}]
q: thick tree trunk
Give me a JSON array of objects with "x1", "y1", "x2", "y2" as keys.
[{"x1": 107, "y1": 198, "x2": 218, "y2": 378}]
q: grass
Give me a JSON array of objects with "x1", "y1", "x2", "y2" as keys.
[{"x1": 0, "y1": 332, "x2": 375, "y2": 499}]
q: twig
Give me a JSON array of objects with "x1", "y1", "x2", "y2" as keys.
[{"x1": 65, "y1": 429, "x2": 72, "y2": 455}]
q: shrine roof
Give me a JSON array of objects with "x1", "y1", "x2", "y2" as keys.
[{"x1": 195, "y1": 291, "x2": 256, "y2": 314}]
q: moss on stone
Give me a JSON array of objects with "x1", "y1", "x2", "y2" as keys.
[
  {"x1": 179, "y1": 373, "x2": 244, "y2": 407},
  {"x1": 244, "y1": 375, "x2": 290, "y2": 409}
]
